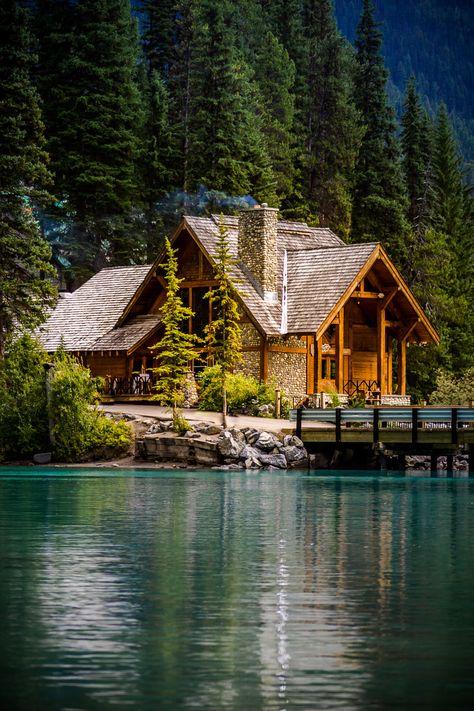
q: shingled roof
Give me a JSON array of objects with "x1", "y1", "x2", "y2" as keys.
[
  {"x1": 39, "y1": 265, "x2": 152, "y2": 351},
  {"x1": 286, "y1": 243, "x2": 378, "y2": 333},
  {"x1": 182, "y1": 215, "x2": 345, "y2": 335}
]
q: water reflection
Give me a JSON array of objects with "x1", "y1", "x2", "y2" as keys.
[{"x1": 0, "y1": 470, "x2": 474, "y2": 710}]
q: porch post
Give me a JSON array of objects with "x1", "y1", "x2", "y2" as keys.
[
  {"x1": 336, "y1": 307, "x2": 344, "y2": 393},
  {"x1": 387, "y1": 334, "x2": 393, "y2": 394},
  {"x1": 306, "y1": 335, "x2": 315, "y2": 394},
  {"x1": 314, "y1": 336, "x2": 322, "y2": 393},
  {"x1": 377, "y1": 302, "x2": 386, "y2": 394},
  {"x1": 397, "y1": 338, "x2": 406, "y2": 395}
]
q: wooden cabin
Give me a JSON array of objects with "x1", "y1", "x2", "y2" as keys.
[{"x1": 39, "y1": 205, "x2": 439, "y2": 404}]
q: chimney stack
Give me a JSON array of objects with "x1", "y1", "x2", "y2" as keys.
[{"x1": 238, "y1": 203, "x2": 278, "y2": 302}]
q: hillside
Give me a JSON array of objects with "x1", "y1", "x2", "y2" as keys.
[{"x1": 335, "y1": 0, "x2": 474, "y2": 161}]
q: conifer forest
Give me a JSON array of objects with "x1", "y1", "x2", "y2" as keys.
[{"x1": 0, "y1": 0, "x2": 473, "y2": 401}]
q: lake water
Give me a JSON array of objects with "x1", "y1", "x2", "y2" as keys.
[{"x1": 1, "y1": 468, "x2": 474, "y2": 711}]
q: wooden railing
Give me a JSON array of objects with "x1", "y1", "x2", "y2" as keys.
[
  {"x1": 100, "y1": 374, "x2": 157, "y2": 397},
  {"x1": 343, "y1": 379, "x2": 380, "y2": 396},
  {"x1": 290, "y1": 407, "x2": 474, "y2": 445}
]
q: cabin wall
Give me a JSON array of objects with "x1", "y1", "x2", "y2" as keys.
[
  {"x1": 267, "y1": 335, "x2": 307, "y2": 400},
  {"x1": 84, "y1": 353, "x2": 127, "y2": 378}
]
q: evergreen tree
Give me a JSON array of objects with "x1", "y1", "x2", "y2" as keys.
[
  {"x1": 254, "y1": 32, "x2": 296, "y2": 204},
  {"x1": 351, "y1": 0, "x2": 408, "y2": 265},
  {"x1": 140, "y1": 0, "x2": 176, "y2": 79},
  {"x1": 0, "y1": 0, "x2": 56, "y2": 357},
  {"x1": 152, "y1": 238, "x2": 200, "y2": 417},
  {"x1": 401, "y1": 77, "x2": 433, "y2": 231},
  {"x1": 36, "y1": 0, "x2": 145, "y2": 277},
  {"x1": 205, "y1": 217, "x2": 242, "y2": 426},
  {"x1": 139, "y1": 67, "x2": 174, "y2": 260},
  {"x1": 303, "y1": 0, "x2": 362, "y2": 239},
  {"x1": 187, "y1": 0, "x2": 277, "y2": 204}
]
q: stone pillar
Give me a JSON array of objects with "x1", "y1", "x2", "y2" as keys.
[{"x1": 238, "y1": 203, "x2": 278, "y2": 302}]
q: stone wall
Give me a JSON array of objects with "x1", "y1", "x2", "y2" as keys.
[
  {"x1": 240, "y1": 320, "x2": 261, "y2": 348},
  {"x1": 238, "y1": 205, "x2": 278, "y2": 298},
  {"x1": 268, "y1": 350, "x2": 307, "y2": 401},
  {"x1": 237, "y1": 351, "x2": 261, "y2": 380}
]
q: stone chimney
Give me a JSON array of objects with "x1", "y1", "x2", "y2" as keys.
[{"x1": 238, "y1": 203, "x2": 278, "y2": 302}]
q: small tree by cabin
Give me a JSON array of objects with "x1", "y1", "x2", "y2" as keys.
[
  {"x1": 151, "y1": 238, "x2": 200, "y2": 427},
  {"x1": 204, "y1": 216, "x2": 242, "y2": 426}
]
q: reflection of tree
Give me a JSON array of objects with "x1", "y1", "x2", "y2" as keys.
[{"x1": 1, "y1": 472, "x2": 474, "y2": 709}]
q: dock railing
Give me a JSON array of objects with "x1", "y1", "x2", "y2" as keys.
[{"x1": 290, "y1": 407, "x2": 474, "y2": 445}]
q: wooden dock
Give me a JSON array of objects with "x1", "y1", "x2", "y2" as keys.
[{"x1": 290, "y1": 407, "x2": 474, "y2": 470}]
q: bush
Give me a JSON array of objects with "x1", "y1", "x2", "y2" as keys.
[
  {"x1": 172, "y1": 411, "x2": 190, "y2": 436},
  {"x1": 430, "y1": 368, "x2": 474, "y2": 406},
  {"x1": 0, "y1": 335, "x2": 49, "y2": 460},
  {"x1": 50, "y1": 352, "x2": 132, "y2": 461},
  {"x1": 197, "y1": 366, "x2": 284, "y2": 417}
]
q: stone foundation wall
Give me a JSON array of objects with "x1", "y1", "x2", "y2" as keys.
[
  {"x1": 268, "y1": 351, "x2": 306, "y2": 401},
  {"x1": 237, "y1": 350, "x2": 261, "y2": 380},
  {"x1": 240, "y1": 321, "x2": 261, "y2": 348}
]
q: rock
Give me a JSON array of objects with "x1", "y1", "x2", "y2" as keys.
[
  {"x1": 228, "y1": 427, "x2": 246, "y2": 442},
  {"x1": 185, "y1": 431, "x2": 201, "y2": 439},
  {"x1": 283, "y1": 445, "x2": 307, "y2": 464},
  {"x1": 203, "y1": 424, "x2": 223, "y2": 436},
  {"x1": 160, "y1": 421, "x2": 173, "y2": 432},
  {"x1": 283, "y1": 435, "x2": 305, "y2": 448},
  {"x1": 258, "y1": 404, "x2": 274, "y2": 415},
  {"x1": 217, "y1": 431, "x2": 245, "y2": 459},
  {"x1": 33, "y1": 452, "x2": 52, "y2": 465},
  {"x1": 258, "y1": 453, "x2": 287, "y2": 469},
  {"x1": 239, "y1": 444, "x2": 261, "y2": 462},
  {"x1": 192, "y1": 421, "x2": 209, "y2": 432},
  {"x1": 245, "y1": 456, "x2": 262, "y2": 469},
  {"x1": 245, "y1": 429, "x2": 260, "y2": 445},
  {"x1": 146, "y1": 424, "x2": 161, "y2": 434},
  {"x1": 255, "y1": 431, "x2": 279, "y2": 452}
]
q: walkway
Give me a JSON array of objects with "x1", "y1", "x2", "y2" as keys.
[{"x1": 101, "y1": 403, "x2": 292, "y2": 434}]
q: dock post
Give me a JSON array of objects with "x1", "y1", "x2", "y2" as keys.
[
  {"x1": 296, "y1": 407, "x2": 302, "y2": 439},
  {"x1": 430, "y1": 452, "x2": 438, "y2": 472},
  {"x1": 373, "y1": 408, "x2": 380, "y2": 444},
  {"x1": 447, "y1": 454, "x2": 454, "y2": 476},
  {"x1": 412, "y1": 408, "x2": 419, "y2": 444},
  {"x1": 335, "y1": 407, "x2": 342, "y2": 443},
  {"x1": 451, "y1": 408, "x2": 458, "y2": 445}
]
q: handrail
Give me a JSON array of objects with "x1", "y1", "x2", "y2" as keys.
[{"x1": 291, "y1": 407, "x2": 474, "y2": 443}]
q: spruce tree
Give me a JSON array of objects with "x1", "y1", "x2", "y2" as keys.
[
  {"x1": 187, "y1": 0, "x2": 277, "y2": 204},
  {"x1": 303, "y1": 0, "x2": 362, "y2": 240},
  {"x1": 401, "y1": 77, "x2": 433, "y2": 231},
  {"x1": 152, "y1": 239, "x2": 200, "y2": 418},
  {"x1": 351, "y1": 0, "x2": 408, "y2": 265},
  {"x1": 254, "y1": 32, "x2": 296, "y2": 205},
  {"x1": 0, "y1": 0, "x2": 56, "y2": 357},
  {"x1": 140, "y1": 0, "x2": 176, "y2": 79},
  {"x1": 36, "y1": 0, "x2": 145, "y2": 277},
  {"x1": 205, "y1": 217, "x2": 242, "y2": 426}
]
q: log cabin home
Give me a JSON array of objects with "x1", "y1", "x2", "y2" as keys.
[{"x1": 39, "y1": 204, "x2": 439, "y2": 405}]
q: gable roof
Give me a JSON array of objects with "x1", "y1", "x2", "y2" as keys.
[
  {"x1": 286, "y1": 243, "x2": 379, "y2": 333},
  {"x1": 38, "y1": 265, "x2": 153, "y2": 351}
]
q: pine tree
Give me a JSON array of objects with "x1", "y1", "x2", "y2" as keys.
[
  {"x1": 401, "y1": 77, "x2": 433, "y2": 231},
  {"x1": 205, "y1": 217, "x2": 242, "y2": 426},
  {"x1": 140, "y1": 0, "x2": 176, "y2": 79},
  {"x1": 0, "y1": 0, "x2": 56, "y2": 357},
  {"x1": 187, "y1": 0, "x2": 277, "y2": 204},
  {"x1": 36, "y1": 0, "x2": 145, "y2": 277},
  {"x1": 139, "y1": 67, "x2": 174, "y2": 260},
  {"x1": 254, "y1": 32, "x2": 296, "y2": 204},
  {"x1": 152, "y1": 238, "x2": 200, "y2": 417},
  {"x1": 351, "y1": 0, "x2": 408, "y2": 265},
  {"x1": 303, "y1": 0, "x2": 362, "y2": 240}
]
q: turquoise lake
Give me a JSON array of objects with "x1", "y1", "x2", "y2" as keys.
[{"x1": 1, "y1": 468, "x2": 474, "y2": 710}]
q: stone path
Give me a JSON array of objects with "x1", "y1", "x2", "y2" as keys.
[{"x1": 101, "y1": 403, "x2": 292, "y2": 434}]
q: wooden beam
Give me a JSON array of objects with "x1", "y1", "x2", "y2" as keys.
[
  {"x1": 260, "y1": 336, "x2": 269, "y2": 381},
  {"x1": 350, "y1": 291, "x2": 381, "y2": 299},
  {"x1": 398, "y1": 338, "x2": 407, "y2": 395},
  {"x1": 399, "y1": 319, "x2": 419, "y2": 343},
  {"x1": 377, "y1": 302, "x2": 386, "y2": 394},
  {"x1": 306, "y1": 335, "x2": 315, "y2": 394},
  {"x1": 315, "y1": 337, "x2": 322, "y2": 393},
  {"x1": 387, "y1": 335, "x2": 393, "y2": 394},
  {"x1": 268, "y1": 345, "x2": 307, "y2": 354},
  {"x1": 336, "y1": 307, "x2": 344, "y2": 392}
]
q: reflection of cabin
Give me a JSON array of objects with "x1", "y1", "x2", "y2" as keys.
[{"x1": 39, "y1": 204, "x2": 439, "y2": 403}]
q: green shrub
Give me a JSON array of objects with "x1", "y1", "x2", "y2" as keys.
[
  {"x1": 50, "y1": 351, "x2": 132, "y2": 462},
  {"x1": 197, "y1": 366, "x2": 284, "y2": 417},
  {"x1": 348, "y1": 393, "x2": 366, "y2": 408},
  {"x1": 172, "y1": 411, "x2": 190, "y2": 436},
  {"x1": 0, "y1": 335, "x2": 49, "y2": 460},
  {"x1": 430, "y1": 368, "x2": 474, "y2": 406}
]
